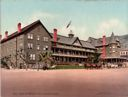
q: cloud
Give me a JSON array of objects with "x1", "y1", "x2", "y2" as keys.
[
  {"x1": 30, "y1": 11, "x2": 58, "y2": 21},
  {"x1": 59, "y1": 24, "x2": 89, "y2": 40},
  {"x1": 58, "y1": 18, "x2": 127, "y2": 40},
  {"x1": 1, "y1": 11, "x2": 60, "y2": 37},
  {"x1": 95, "y1": 18, "x2": 127, "y2": 37},
  {"x1": 22, "y1": 11, "x2": 60, "y2": 27}
]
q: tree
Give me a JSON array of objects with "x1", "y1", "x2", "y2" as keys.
[
  {"x1": 17, "y1": 48, "x2": 29, "y2": 70},
  {"x1": 1, "y1": 55, "x2": 15, "y2": 69},
  {"x1": 38, "y1": 51, "x2": 54, "y2": 70},
  {"x1": 93, "y1": 52, "x2": 100, "y2": 64},
  {"x1": 1, "y1": 57, "x2": 10, "y2": 69}
]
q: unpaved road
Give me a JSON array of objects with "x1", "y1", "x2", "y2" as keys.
[{"x1": 1, "y1": 68, "x2": 128, "y2": 97}]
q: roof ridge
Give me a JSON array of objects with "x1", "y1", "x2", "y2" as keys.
[
  {"x1": 1, "y1": 20, "x2": 41, "y2": 43},
  {"x1": 7, "y1": 20, "x2": 40, "y2": 36},
  {"x1": 50, "y1": 32, "x2": 78, "y2": 39}
]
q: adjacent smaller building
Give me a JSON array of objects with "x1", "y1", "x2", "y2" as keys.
[
  {"x1": 88, "y1": 32, "x2": 128, "y2": 63},
  {"x1": 120, "y1": 49, "x2": 128, "y2": 58}
]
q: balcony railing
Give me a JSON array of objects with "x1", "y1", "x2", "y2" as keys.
[
  {"x1": 52, "y1": 45, "x2": 95, "y2": 53},
  {"x1": 52, "y1": 53, "x2": 87, "y2": 58}
]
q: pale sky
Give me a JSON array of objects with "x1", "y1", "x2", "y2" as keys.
[{"x1": 1, "y1": 0, "x2": 128, "y2": 40}]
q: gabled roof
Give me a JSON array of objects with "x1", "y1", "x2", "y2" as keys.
[
  {"x1": 88, "y1": 32, "x2": 120, "y2": 47},
  {"x1": 50, "y1": 33, "x2": 95, "y2": 49},
  {"x1": 72, "y1": 37, "x2": 83, "y2": 46},
  {"x1": 118, "y1": 34, "x2": 128, "y2": 48},
  {"x1": 80, "y1": 40, "x2": 95, "y2": 49},
  {"x1": 88, "y1": 37, "x2": 98, "y2": 46},
  {"x1": 109, "y1": 32, "x2": 117, "y2": 44},
  {"x1": 1, "y1": 19, "x2": 96, "y2": 49},
  {"x1": 1, "y1": 20, "x2": 52, "y2": 43},
  {"x1": 50, "y1": 33, "x2": 78, "y2": 45}
]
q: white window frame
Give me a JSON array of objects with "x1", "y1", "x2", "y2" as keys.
[
  {"x1": 43, "y1": 37, "x2": 48, "y2": 41},
  {"x1": 28, "y1": 34, "x2": 33, "y2": 39},
  {"x1": 37, "y1": 44, "x2": 40, "y2": 50},
  {"x1": 28, "y1": 43, "x2": 33, "y2": 49},
  {"x1": 30, "y1": 54, "x2": 35, "y2": 60},
  {"x1": 37, "y1": 35, "x2": 40, "y2": 40}
]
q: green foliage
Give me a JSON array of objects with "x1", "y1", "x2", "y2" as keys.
[
  {"x1": 50, "y1": 65, "x2": 85, "y2": 69},
  {"x1": 93, "y1": 52, "x2": 100, "y2": 63},
  {"x1": 87, "y1": 54, "x2": 93, "y2": 64},
  {"x1": 38, "y1": 51, "x2": 54, "y2": 65},
  {"x1": 1, "y1": 57, "x2": 10, "y2": 69}
]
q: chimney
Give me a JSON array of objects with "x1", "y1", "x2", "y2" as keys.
[
  {"x1": 53, "y1": 28, "x2": 57, "y2": 46},
  {"x1": 102, "y1": 35, "x2": 106, "y2": 59},
  {"x1": 102, "y1": 35, "x2": 106, "y2": 46},
  {"x1": 18, "y1": 23, "x2": 21, "y2": 33},
  {"x1": 0, "y1": 34, "x2": 2, "y2": 41},
  {"x1": 5, "y1": 31, "x2": 8, "y2": 39}
]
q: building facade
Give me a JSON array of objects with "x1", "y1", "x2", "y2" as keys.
[
  {"x1": 1, "y1": 20, "x2": 96, "y2": 68},
  {"x1": 120, "y1": 49, "x2": 128, "y2": 58},
  {"x1": 88, "y1": 32, "x2": 127, "y2": 63},
  {"x1": 1, "y1": 20, "x2": 127, "y2": 69}
]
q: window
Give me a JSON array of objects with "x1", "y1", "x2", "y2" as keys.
[
  {"x1": 28, "y1": 34, "x2": 33, "y2": 39},
  {"x1": 37, "y1": 35, "x2": 40, "y2": 40},
  {"x1": 37, "y1": 45, "x2": 40, "y2": 50},
  {"x1": 30, "y1": 54, "x2": 35, "y2": 60},
  {"x1": 43, "y1": 47, "x2": 46, "y2": 51},
  {"x1": 112, "y1": 46, "x2": 116, "y2": 48},
  {"x1": 45, "y1": 45, "x2": 48, "y2": 50},
  {"x1": 43, "y1": 45, "x2": 48, "y2": 51},
  {"x1": 43, "y1": 37, "x2": 48, "y2": 41},
  {"x1": 112, "y1": 50, "x2": 116, "y2": 53},
  {"x1": 28, "y1": 43, "x2": 33, "y2": 49},
  {"x1": 44, "y1": 45, "x2": 48, "y2": 50},
  {"x1": 19, "y1": 43, "x2": 23, "y2": 47},
  {"x1": 126, "y1": 52, "x2": 128, "y2": 55}
]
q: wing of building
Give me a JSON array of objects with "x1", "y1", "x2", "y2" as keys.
[
  {"x1": 1, "y1": 20, "x2": 127, "y2": 69},
  {"x1": 1, "y1": 20, "x2": 97, "y2": 69},
  {"x1": 87, "y1": 32, "x2": 128, "y2": 63}
]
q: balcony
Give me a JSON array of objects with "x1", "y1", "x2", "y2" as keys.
[
  {"x1": 86, "y1": 49, "x2": 95, "y2": 53},
  {"x1": 52, "y1": 45, "x2": 86, "y2": 51},
  {"x1": 52, "y1": 53, "x2": 87, "y2": 58}
]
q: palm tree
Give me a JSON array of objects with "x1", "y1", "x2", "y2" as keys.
[{"x1": 38, "y1": 51, "x2": 54, "y2": 70}]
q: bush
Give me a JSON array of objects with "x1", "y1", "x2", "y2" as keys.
[{"x1": 51, "y1": 65, "x2": 85, "y2": 69}]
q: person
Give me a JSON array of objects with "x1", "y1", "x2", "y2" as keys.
[{"x1": 43, "y1": 62, "x2": 48, "y2": 70}]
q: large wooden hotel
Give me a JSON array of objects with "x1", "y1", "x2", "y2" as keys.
[{"x1": 0, "y1": 20, "x2": 127, "y2": 68}]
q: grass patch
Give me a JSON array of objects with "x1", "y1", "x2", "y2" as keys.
[{"x1": 51, "y1": 65, "x2": 85, "y2": 69}]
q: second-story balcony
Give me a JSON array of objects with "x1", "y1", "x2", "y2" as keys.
[
  {"x1": 52, "y1": 45, "x2": 95, "y2": 53},
  {"x1": 52, "y1": 53, "x2": 88, "y2": 58},
  {"x1": 52, "y1": 45, "x2": 86, "y2": 51}
]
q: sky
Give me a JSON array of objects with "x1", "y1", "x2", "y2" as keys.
[{"x1": 1, "y1": 0, "x2": 128, "y2": 40}]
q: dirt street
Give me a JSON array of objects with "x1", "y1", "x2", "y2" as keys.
[{"x1": 1, "y1": 68, "x2": 128, "y2": 97}]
